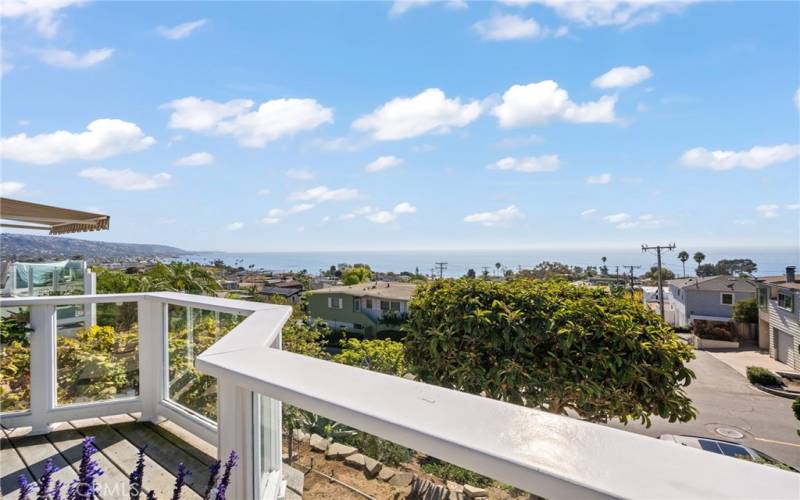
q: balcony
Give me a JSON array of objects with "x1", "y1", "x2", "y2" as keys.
[{"x1": 1, "y1": 292, "x2": 798, "y2": 499}]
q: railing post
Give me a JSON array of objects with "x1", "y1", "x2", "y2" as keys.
[
  {"x1": 138, "y1": 298, "x2": 166, "y2": 422},
  {"x1": 217, "y1": 380, "x2": 256, "y2": 499},
  {"x1": 28, "y1": 304, "x2": 57, "y2": 435},
  {"x1": 84, "y1": 268, "x2": 97, "y2": 326}
]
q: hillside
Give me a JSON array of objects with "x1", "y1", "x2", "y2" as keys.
[{"x1": 0, "y1": 233, "x2": 189, "y2": 261}]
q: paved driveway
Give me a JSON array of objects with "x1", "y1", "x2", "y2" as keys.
[{"x1": 608, "y1": 350, "x2": 800, "y2": 468}]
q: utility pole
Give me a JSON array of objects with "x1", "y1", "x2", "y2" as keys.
[
  {"x1": 622, "y1": 265, "x2": 642, "y2": 300},
  {"x1": 434, "y1": 262, "x2": 448, "y2": 279},
  {"x1": 642, "y1": 243, "x2": 675, "y2": 320}
]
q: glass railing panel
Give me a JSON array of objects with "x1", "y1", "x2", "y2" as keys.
[
  {"x1": 56, "y1": 301, "x2": 139, "y2": 405},
  {"x1": 167, "y1": 304, "x2": 243, "y2": 421},
  {"x1": 0, "y1": 306, "x2": 32, "y2": 412}
]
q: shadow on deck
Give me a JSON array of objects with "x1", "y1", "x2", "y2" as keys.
[{"x1": 1, "y1": 414, "x2": 217, "y2": 500}]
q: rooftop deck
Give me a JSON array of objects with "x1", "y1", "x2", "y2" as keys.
[{"x1": 1, "y1": 414, "x2": 216, "y2": 500}]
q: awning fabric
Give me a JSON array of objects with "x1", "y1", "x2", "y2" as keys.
[{"x1": 0, "y1": 198, "x2": 110, "y2": 235}]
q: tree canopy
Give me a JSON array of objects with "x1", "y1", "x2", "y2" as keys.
[
  {"x1": 341, "y1": 265, "x2": 373, "y2": 285},
  {"x1": 403, "y1": 278, "x2": 696, "y2": 426},
  {"x1": 696, "y1": 259, "x2": 758, "y2": 277}
]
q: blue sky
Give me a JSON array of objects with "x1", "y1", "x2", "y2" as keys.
[{"x1": 1, "y1": 0, "x2": 798, "y2": 252}]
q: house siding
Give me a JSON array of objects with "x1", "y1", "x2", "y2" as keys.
[
  {"x1": 307, "y1": 292, "x2": 409, "y2": 337},
  {"x1": 765, "y1": 289, "x2": 800, "y2": 370},
  {"x1": 668, "y1": 283, "x2": 754, "y2": 326}
]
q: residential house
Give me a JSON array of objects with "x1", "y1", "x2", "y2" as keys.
[
  {"x1": 756, "y1": 266, "x2": 799, "y2": 369},
  {"x1": 667, "y1": 276, "x2": 756, "y2": 327},
  {"x1": 260, "y1": 286, "x2": 302, "y2": 304},
  {"x1": 307, "y1": 281, "x2": 416, "y2": 336}
]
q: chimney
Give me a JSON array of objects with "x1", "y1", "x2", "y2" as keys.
[{"x1": 787, "y1": 266, "x2": 796, "y2": 283}]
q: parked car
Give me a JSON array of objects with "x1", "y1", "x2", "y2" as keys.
[{"x1": 659, "y1": 434, "x2": 797, "y2": 472}]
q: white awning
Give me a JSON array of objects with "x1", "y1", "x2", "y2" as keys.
[{"x1": 0, "y1": 198, "x2": 110, "y2": 235}]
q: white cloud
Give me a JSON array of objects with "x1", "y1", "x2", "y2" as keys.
[
  {"x1": 533, "y1": 1, "x2": 692, "y2": 29},
  {"x1": 487, "y1": 155, "x2": 560, "y2": 173},
  {"x1": 580, "y1": 208, "x2": 597, "y2": 216},
  {"x1": 393, "y1": 202, "x2": 417, "y2": 214},
  {"x1": 366, "y1": 155, "x2": 403, "y2": 173},
  {"x1": 473, "y1": 14, "x2": 544, "y2": 41},
  {"x1": 288, "y1": 186, "x2": 359, "y2": 203},
  {"x1": 263, "y1": 203, "x2": 315, "y2": 224},
  {"x1": 586, "y1": 173, "x2": 612, "y2": 184},
  {"x1": 592, "y1": 65, "x2": 652, "y2": 89},
  {"x1": 157, "y1": 19, "x2": 207, "y2": 40},
  {"x1": 603, "y1": 212, "x2": 630, "y2": 224},
  {"x1": 162, "y1": 96, "x2": 333, "y2": 147},
  {"x1": 174, "y1": 151, "x2": 214, "y2": 166},
  {"x1": 786, "y1": 204, "x2": 800, "y2": 210},
  {"x1": 464, "y1": 205, "x2": 525, "y2": 227},
  {"x1": 38, "y1": 48, "x2": 113, "y2": 69},
  {"x1": 225, "y1": 222, "x2": 244, "y2": 231},
  {"x1": 680, "y1": 144, "x2": 800, "y2": 171},
  {"x1": 492, "y1": 80, "x2": 617, "y2": 127},
  {"x1": 286, "y1": 168, "x2": 315, "y2": 180},
  {"x1": 389, "y1": 0, "x2": 466, "y2": 16},
  {"x1": 0, "y1": 181, "x2": 25, "y2": 196},
  {"x1": 262, "y1": 217, "x2": 281, "y2": 224},
  {"x1": 342, "y1": 203, "x2": 416, "y2": 223},
  {"x1": 78, "y1": 168, "x2": 170, "y2": 191},
  {"x1": 353, "y1": 88, "x2": 482, "y2": 141},
  {"x1": 0, "y1": 0, "x2": 86, "y2": 38},
  {"x1": 756, "y1": 204, "x2": 780, "y2": 218},
  {"x1": 1, "y1": 119, "x2": 155, "y2": 165},
  {"x1": 311, "y1": 136, "x2": 368, "y2": 152}
]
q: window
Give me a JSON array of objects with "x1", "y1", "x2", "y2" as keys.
[
  {"x1": 354, "y1": 299, "x2": 360, "y2": 311},
  {"x1": 327, "y1": 297, "x2": 342, "y2": 309},
  {"x1": 721, "y1": 293, "x2": 734, "y2": 305},
  {"x1": 353, "y1": 323, "x2": 363, "y2": 330},
  {"x1": 390, "y1": 301, "x2": 401, "y2": 312},
  {"x1": 366, "y1": 298, "x2": 373, "y2": 309},
  {"x1": 757, "y1": 286, "x2": 767, "y2": 309},
  {"x1": 778, "y1": 290, "x2": 794, "y2": 311},
  {"x1": 380, "y1": 300, "x2": 390, "y2": 311}
]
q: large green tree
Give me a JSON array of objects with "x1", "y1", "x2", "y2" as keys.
[
  {"x1": 341, "y1": 265, "x2": 373, "y2": 285},
  {"x1": 403, "y1": 278, "x2": 696, "y2": 426}
]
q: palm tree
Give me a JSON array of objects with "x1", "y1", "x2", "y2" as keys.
[
  {"x1": 601, "y1": 256, "x2": 608, "y2": 276},
  {"x1": 693, "y1": 252, "x2": 706, "y2": 271},
  {"x1": 495, "y1": 262, "x2": 501, "y2": 276},
  {"x1": 147, "y1": 262, "x2": 220, "y2": 295},
  {"x1": 677, "y1": 251, "x2": 689, "y2": 277}
]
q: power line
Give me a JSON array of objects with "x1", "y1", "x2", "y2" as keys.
[
  {"x1": 434, "y1": 262, "x2": 448, "y2": 279},
  {"x1": 642, "y1": 243, "x2": 676, "y2": 320}
]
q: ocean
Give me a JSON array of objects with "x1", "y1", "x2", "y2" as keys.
[{"x1": 177, "y1": 247, "x2": 799, "y2": 279}]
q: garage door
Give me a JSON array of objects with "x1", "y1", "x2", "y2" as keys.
[{"x1": 775, "y1": 329, "x2": 792, "y2": 364}]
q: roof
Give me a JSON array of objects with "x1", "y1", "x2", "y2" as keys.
[
  {"x1": 0, "y1": 197, "x2": 109, "y2": 235},
  {"x1": 260, "y1": 286, "x2": 302, "y2": 297},
  {"x1": 311, "y1": 281, "x2": 416, "y2": 301},
  {"x1": 756, "y1": 275, "x2": 800, "y2": 290},
  {"x1": 273, "y1": 280, "x2": 303, "y2": 289},
  {"x1": 667, "y1": 275, "x2": 757, "y2": 293}
]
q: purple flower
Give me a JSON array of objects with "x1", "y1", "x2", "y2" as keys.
[
  {"x1": 129, "y1": 446, "x2": 148, "y2": 500},
  {"x1": 170, "y1": 463, "x2": 191, "y2": 500},
  {"x1": 203, "y1": 460, "x2": 221, "y2": 500},
  {"x1": 17, "y1": 474, "x2": 34, "y2": 500},
  {"x1": 68, "y1": 436, "x2": 104, "y2": 499},
  {"x1": 36, "y1": 459, "x2": 58, "y2": 500},
  {"x1": 214, "y1": 451, "x2": 238, "y2": 500},
  {"x1": 146, "y1": 491, "x2": 157, "y2": 500},
  {"x1": 51, "y1": 481, "x2": 64, "y2": 500}
]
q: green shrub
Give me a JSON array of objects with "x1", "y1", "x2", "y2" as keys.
[
  {"x1": 333, "y1": 338, "x2": 406, "y2": 376},
  {"x1": 792, "y1": 397, "x2": 800, "y2": 421},
  {"x1": 746, "y1": 366, "x2": 782, "y2": 387},
  {"x1": 419, "y1": 457, "x2": 492, "y2": 487},
  {"x1": 732, "y1": 299, "x2": 758, "y2": 323}
]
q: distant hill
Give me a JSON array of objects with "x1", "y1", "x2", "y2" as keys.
[{"x1": 0, "y1": 233, "x2": 189, "y2": 261}]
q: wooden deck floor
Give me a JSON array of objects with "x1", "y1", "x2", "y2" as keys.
[{"x1": 1, "y1": 414, "x2": 218, "y2": 500}]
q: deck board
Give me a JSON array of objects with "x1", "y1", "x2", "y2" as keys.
[
  {"x1": 103, "y1": 418, "x2": 209, "y2": 497},
  {"x1": 0, "y1": 416, "x2": 213, "y2": 500},
  {"x1": 1, "y1": 434, "x2": 29, "y2": 500}
]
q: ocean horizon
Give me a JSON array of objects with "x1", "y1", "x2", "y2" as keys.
[{"x1": 177, "y1": 247, "x2": 799, "y2": 279}]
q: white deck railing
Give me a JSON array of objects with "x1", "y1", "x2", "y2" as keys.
[{"x1": 1, "y1": 292, "x2": 799, "y2": 500}]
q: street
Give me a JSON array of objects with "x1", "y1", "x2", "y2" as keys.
[{"x1": 608, "y1": 350, "x2": 800, "y2": 469}]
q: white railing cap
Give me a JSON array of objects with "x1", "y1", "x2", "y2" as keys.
[{"x1": 198, "y1": 346, "x2": 800, "y2": 500}]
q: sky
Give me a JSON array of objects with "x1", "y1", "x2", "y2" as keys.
[{"x1": 1, "y1": 0, "x2": 799, "y2": 252}]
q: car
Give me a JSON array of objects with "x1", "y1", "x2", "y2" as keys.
[{"x1": 659, "y1": 434, "x2": 798, "y2": 472}]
